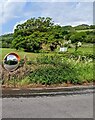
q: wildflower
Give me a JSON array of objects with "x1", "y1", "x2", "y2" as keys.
[{"x1": 77, "y1": 42, "x2": 82, "y2": 47}]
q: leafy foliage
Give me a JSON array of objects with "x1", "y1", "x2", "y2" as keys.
[
  {"x1": 0, "y1": 33, "x2": 13, "y2": 48},
  {"x1": 1, "y1": 17, "x2": 95, "y2": 52},
  {"x1": 28, "y1": 63, "x2": 79, "y2": 85},
  {"x1": 28, "y1": 60, "x2": 93, "y2": 85}
]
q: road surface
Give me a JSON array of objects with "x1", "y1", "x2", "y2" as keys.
[{"x1": 2, "y1": 93, "x2": 93, "y2": 118}]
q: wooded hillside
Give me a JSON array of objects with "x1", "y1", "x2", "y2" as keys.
[{"x1": 0, "y1": 17, "x2": 95, "y2": 52}]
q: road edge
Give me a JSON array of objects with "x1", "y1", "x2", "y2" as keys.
[{"x1": 2, "y1": 85, "x2": 95, "y2": 98}]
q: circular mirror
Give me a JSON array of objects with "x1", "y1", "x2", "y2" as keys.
[{"x1": 3, "y1": 53, "x2": 20, "y2": 71}]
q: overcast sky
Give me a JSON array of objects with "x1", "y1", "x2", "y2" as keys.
[{"x1": 0, "y1": 0, "x2": 94, "y2": 35}]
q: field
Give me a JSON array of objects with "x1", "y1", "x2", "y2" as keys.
[
  {"x1": 1, "y1": 44, "x2": 93, "y2": 61},
  {"x1": 1, "y1": 48, "x2": 39, "y2": 62},
  {"x1": 76, "y1": 29, "x2": 94, "y2": 32}
]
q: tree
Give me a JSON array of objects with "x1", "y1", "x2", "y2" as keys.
[
  {"x1": 70, "y1": 32, "x2": 86, "y2": 43},
  {"x1": 0, "y1": 33, "x2": 13, "y2": 48},
  {"x1": 74, "y1": 24, "x2": 90, "y2": 30},
  {"x1": 70, "y1": 32, "x2": 86, "y2": 51},
  {"x1": 13, "y1": 17, "x2": 54, "y2": 52},
  {"x1": 86, "y1": 35, "x2": 95, "y2": 43},
  {"x1": 14, "y1": 17, "x2": 54, "y2": 36}
]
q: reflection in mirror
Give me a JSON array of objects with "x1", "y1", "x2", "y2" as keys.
[
  {"x1": 4, "y1": 55, "x2": 18, "y2": 65},
  {"x1": 3, "y1": 53, "x2": 20, "y2": 71}
]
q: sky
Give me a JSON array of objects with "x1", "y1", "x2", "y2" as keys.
[
  {"x1": 7, "y1": 55, "x2": 17, "y2": 61},
  {"x1": 0, "y1": 0, "x2": 94, "y2": 35}
]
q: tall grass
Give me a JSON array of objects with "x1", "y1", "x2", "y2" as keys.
[{"x1": 1, "y1": 47, "x2": 94, "y2": 87}]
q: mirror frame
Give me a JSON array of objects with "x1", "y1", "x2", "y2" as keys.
[{"x1": 3, "y1": 52, "x2": 20, "y2": 72}]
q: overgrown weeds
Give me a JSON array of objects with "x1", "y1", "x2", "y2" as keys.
[{"x1": 2, "y1": 52, "x2": 94, "y2": 87}]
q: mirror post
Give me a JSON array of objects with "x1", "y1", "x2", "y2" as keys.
[{"x1": 3, "y1": 53, "x2": 20, "y2": 87}]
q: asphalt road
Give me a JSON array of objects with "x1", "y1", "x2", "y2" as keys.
[{"x1": 2, "y1": 94, "x2": 94, "y2": 118}]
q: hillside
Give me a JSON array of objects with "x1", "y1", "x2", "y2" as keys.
[
  {"x1": 0, "y1": 33, "x2": 13, "y2": 48},
  {"x1": 0, "y1": 17, "x2": 95, "y2": 52}
]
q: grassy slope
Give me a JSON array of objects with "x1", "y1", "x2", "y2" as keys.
[{"x1": 76, "y1": 29, "x2": 94, "y2": 32}]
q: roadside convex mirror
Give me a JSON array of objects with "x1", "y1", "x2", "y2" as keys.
[{"x1": 3, "y1": 53, "x2": 20, "y2": 72}]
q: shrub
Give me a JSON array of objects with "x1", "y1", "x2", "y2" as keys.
[{"x1": 28, "y1": 63, "x2": 80, "y2": 85}]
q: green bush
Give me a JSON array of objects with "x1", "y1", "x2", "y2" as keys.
[
  {"x1": 28, "y1": 63, "x2": 80, "y2": 85},
  {"x1": 27, "y1": 59, "x2": 93, "y2": 85}
]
